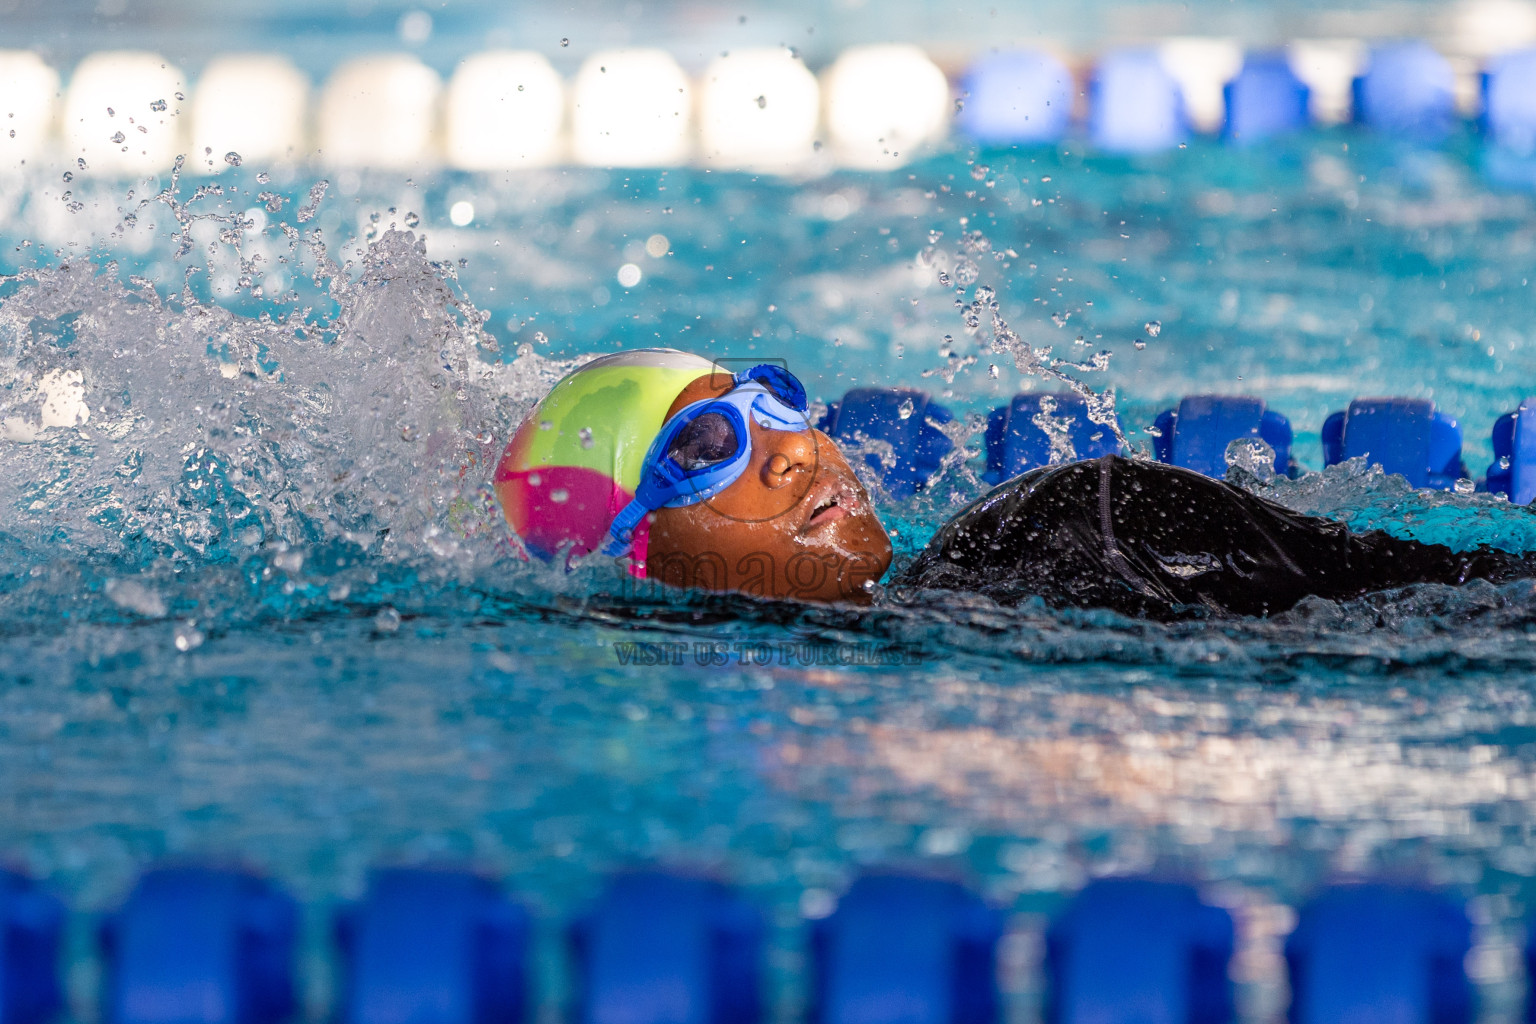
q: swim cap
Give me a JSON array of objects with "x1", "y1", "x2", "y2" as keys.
[{"x1": 494, "y1": 348, "x2": 719, "y2": 574}]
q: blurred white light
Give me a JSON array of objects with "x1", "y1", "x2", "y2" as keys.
[
  {"x1": 823, "y1": 44, "x2": 950, "y2": 170},
  {"x1": 449, "y1": 200, "x2": 475, "y2": 226},
  {"x1": 190, "y1": 55, "x2": 308, "y2": 170},
  {"x1": 2, "y1": 369, "x2": 89, "y2": 443},
  {"x1": 1288, "y1": 40, "x2": 1367, "y2": 124},
  {"x1": 617, "y1": 262, "x2": 642, "y2": 287},
  {"x1": 64, "y1": 52, "x2": 186, "y2": 175},
  {"x1": 0, "y1": 52, "x2": 60, "y2": 171},
  {"x1": 572, "y1": 49, "x2": 692, "y2": 167},
  {"x1": 1158, "y1": 38, "x2": 1244, "y2": 133},
  {"x1": 317, "y1": 55, "x2": 441, "y2": 169},
  {"x1": 698, "y1": 48, "x2": 820, "y2": 172},
  {"x1": 445, "y1": 51, "x2": 564, "y2": 170},
  {"x1": 1451, "y1": 0, "x2": 1536, "y2": 56},
  {"x1": 397, "y1": 10, "x2": 433, "y2": 45},
  {"x1": 645, "y1": 233, "x2": 668, "y2": 257}
]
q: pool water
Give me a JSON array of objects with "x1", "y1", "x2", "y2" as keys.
[{"x1": 6, "y1": 130, "x2": 1536, "y2": 1019}]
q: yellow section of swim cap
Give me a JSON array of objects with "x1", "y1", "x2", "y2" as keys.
[{"x1": 517, "y1": 350, "x2": 718, "y2": 492}]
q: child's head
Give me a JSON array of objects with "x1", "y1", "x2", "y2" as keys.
[{"x1": 495, "y1": 349, "x2": 891, "y2": 602}]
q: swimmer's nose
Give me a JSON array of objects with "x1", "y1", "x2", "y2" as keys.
[{"x1": 761, "y1": 428, "x2": 817, "y2": 489}]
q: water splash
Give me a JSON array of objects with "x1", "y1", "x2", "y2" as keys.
[
  {"x1": 0, "y1": 172, "x2": 572, "y2": 581},
  {"x1": 920, "y1": 227, "x2": 1135, "y2": 455}
]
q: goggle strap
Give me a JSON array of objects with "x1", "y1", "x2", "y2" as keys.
[{"x1": 602, "y1": 500, "x2": 648, "y2": 557}]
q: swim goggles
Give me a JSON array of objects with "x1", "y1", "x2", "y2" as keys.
[{"x1": 603, "y1": 364, "x2": 810, "y2": 558}]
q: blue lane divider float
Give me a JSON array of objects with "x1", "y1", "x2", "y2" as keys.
[
  {"x1": 99, "y1": 866, "x2": 299, "y2": 1024},
  {"x1": 1090, "y1": 49, "x2": 1188, "y2": 154},
  {"x1": 1224, "y1": 53, "x2": 1310, "y2": 145},
  {"x1": 1152, "y1": 395, "x2": 1296, "y2": 479},
  {"x1": 819, "y1": 389, "x2": 954, "y2": 499},
  {"x1": 958, "y1": 49, "x2": 1074, "y2": 146},
  {"x1": 1286, "y1": 884, "x2": 1473, "y2": 1024},
  {"x1": 1487, "y1": 398, "x2": 1536, "y2": 504},
  {"x1": 983, "y1": 392, "x2": 1122, "y2": 483},
  {"x1": 569, "y1": 870, "x2": 763, "y2": 1024},
  {"x1": 1483, "y1": 49, "x2": 1536, "y2": 154},
  {"x1": 0, "y1": 869, "x2": 65, "y2": 1024},
  {"x1": 1483, "y1": 50, "x2": 1536, "y2": 189},
  {"x1": 1354, "y1": 41, "x2": 1457, "y2": 141},
  {"x1": 1321, "y1": 397, "x2": 1467, "y2": 489},
  {"x1": 810, "y1": 874, "x2": 1002, "y2": 1024},
  {"x1": 335, "y1": 868, "x2": 530, "y2": 1024},
  {"x1": 1044, "y1": 877, "x2": 1235, "y2": 1024}
]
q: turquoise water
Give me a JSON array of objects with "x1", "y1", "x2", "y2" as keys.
[{"x1": 6, "y1": 131, "x2": 1536, "y2": 1018}]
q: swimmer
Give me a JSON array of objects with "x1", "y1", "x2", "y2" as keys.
[
  {"x1": 494, "y1": 349, "x2": 892, "y2": 603},
  {"x1": 495, "y1": 349, "x2": 1536, "y2": 618}
]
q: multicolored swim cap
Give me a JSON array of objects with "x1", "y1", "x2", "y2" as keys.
[{"x1": 494, "y1": 348, "x2": 720, "y2": 574}]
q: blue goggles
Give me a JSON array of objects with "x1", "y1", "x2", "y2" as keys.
[{"x1": 603, "y1": 364, "x2": 811, "y2": 558}]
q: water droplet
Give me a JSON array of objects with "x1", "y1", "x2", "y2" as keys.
[
  {"x1": 897, "y1": 396, "x2": 916, "y2": 420},
  {"x1": 256, "y1": 171, "x2": 270, "y2": 184},
  {"x1": 174, "y1": 621, "x2": 205, "y2": 652},
  {"x1": 1144, "y1": 320, "x2": 1162, "y2": 338},
  {"x1": 404, "y1": 211, "x2": 420, "y2": 228},
  {"x1": 561, "y1": 37, "x2": 569, "y2": 46},
  {"x1": 61, "y1": 171, "x2": 72, "y2": 182},
  {"x1": 533, "y1": 331, "x2": 548, "y2": 345},
  {"x1": 110, "y1": 131, "x2": 125, "y2": 144},
  {"x1": 755, "y1": 94, "x2": 767, "y2": 109},
  {"x1": 105, "y1": 107, "x2": 114, "y2": 117},
  {"x1": 970, "y1": 163, "x2": 989, "y2": 181},
  {"x1": 579, "y1": 427, "x2": 595, "y2": 449},
  {"x1": 174, "y1": 91, "x2": 184, "y2": 101},
  {"x1": 224, "y1": 151, "x2": 242, "y2": 167},
  {"x1": 150, "y1": 98, "x2": 167, "y2": 112},
  {"x1": 550, "y1": 488, "x2": 570, "y2": 504},
  {"x1": 1455, "y1": 477, "x2": 1476, "y2": 495},
  {"x1": 1134, "y1": 339, "x2": 1147, "y2": 350},
  {"x1": 988, "y1": 363, "x2": 999, "y2": 379},
  {"x1": 373, "y1": 607, "x2": 402, "y2": 633},
  {"x1": 937, "y1": 271, "x2": 951, "y2": 286}
]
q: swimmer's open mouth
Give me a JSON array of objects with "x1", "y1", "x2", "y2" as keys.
[{"x1": 804, "y1": 491, "x2": 851, "y2": 531}]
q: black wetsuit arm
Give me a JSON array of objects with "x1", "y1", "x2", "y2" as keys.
[{"x1": 896, "y1": 455, "x2": 1535, "y2": 619}]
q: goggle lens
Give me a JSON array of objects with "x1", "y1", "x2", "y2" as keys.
[
  {"x1": 737, "y1": 364, "x2": 808, "y2": 412},
  {"x1": 666, "y1": 411, "x2": 740, "y2": 470}
]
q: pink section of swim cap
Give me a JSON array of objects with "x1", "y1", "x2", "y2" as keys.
[{"x1": 496, "y1": 464, "x2": 630, "y2": 562}]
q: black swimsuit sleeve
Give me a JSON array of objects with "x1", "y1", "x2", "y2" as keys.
[{"x1": 896, "y1": 454, "x2": 1536, "y2": 619}]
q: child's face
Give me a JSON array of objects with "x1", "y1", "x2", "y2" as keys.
[{"x1": 644, "y1": 374, "x2": 893, "y2": 603}]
